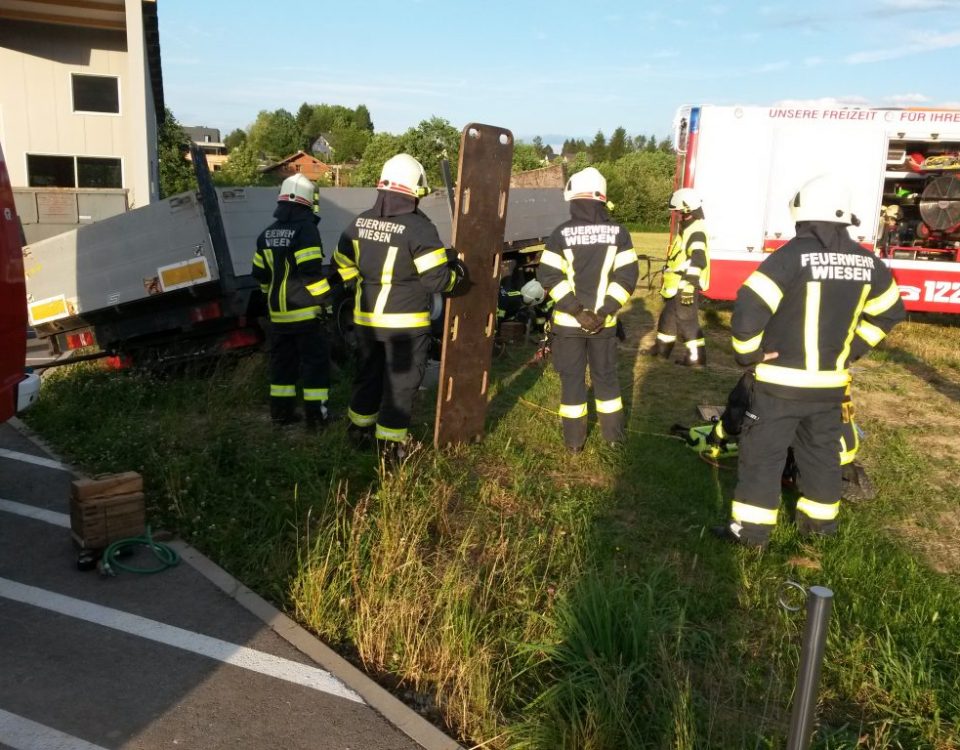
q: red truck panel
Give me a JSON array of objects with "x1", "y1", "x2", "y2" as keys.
[{"x1": 0, "y1": 143, "x2": 26, "y2": 422}]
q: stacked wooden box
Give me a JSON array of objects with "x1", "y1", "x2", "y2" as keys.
[{"x1": 70, "y1": 471, "x2": 145, "y2": 549}]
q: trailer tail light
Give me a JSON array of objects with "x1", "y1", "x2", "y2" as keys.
[
  {"x1": 220, "y1": 328, "x2": 261, "y2": 351},
  {"x1": 65, "y1": 330, "x2": 95, "y2": 350},
  {"x1": 190, "y1": 300, "x2": 222, "y2": 323},
  {"x1": 104, "y1": 354, "x2": 133, "y2": 370}
]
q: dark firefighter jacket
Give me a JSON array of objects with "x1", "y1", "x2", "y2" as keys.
[
  {"x1": 662, "y1": 214, "x2": 709, "y2": 298},
  {"x1": 251, "y1": 203, "x2": 331, "y2": 325},
  {"x1": 537, "y1": 202, "x2": 639, "y2": 334},
  {"x1": 334, "y1": 194, "x2": 454, "y2": 337},
  {"x1": 731, "y1": 221, "x2": 906, "y2": 401}
]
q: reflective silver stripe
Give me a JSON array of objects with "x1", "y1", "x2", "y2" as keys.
[
  {"x1": 375, "y1": 424, "x2": 407, "y2": 442},
  {"x1": 594, "y1": 245, "x2": 617, "y2": 312},
  {"x1": 796, "y1": 496, "x2": 840, "y2": 521},
  {"x1": 550, "y1": 280, "x2": 574, "y2": 302},
  {"x1": 563, "y1": 248, "x2": 576, "y2": 293},
  {"x1": 270, "y1": 384, "x2": 296, "y2": 397},
  {"x1": 303, "y1": 388, "x2": 329, "y2": 402},
  {"x1": 613, "y1": 248, "x2": 638, "y2": 270},
  {"x1": 595, "y1": 397, "x2": 622, "y2": 414},
  {"x1": 607, "y1": 282, "x2": 631, "y2": 305},
  {"x1": 539, "y1": 249, "x2": 567, "y2": 271},
  {"x1": 732, "y1": 333, "x2": 762, "y2": 354},
  {"x1": 656, "y1": 332, "x2": 676, "y2": 343},
  {"x1": 374, "y1": 246, "x2": 399, "y2": 316},
  {"x1": 558, "y1": 403, "x2": 588, "y2": 418},
  {"x1": 306, "y1": 279, "x2": 331, "y2": 297},
  {"x1": 755, "y1": 363, "x2": 849, "y2": 389},
  {"x1": 338, "y1": 266, "x2": 360, "y2": 282},
  {"x1": 856, "y1": 319, "x2": 886, "y2": 346},
  {"x1": 743, "y1": 271, "x2": 783, "y2": 313},
  {"x1": 348, "y1": 408, "x2": 377, "y2": 427},
  {"x1": 862, "y1": 281, "x2": 901, "y2": 316},
  {"x1": 805, "y1": 281, "x2": 821, "y2": 372},
  {"x1": 414, "y1": 247, "x2": 448, "y2": 274},
  {"x1": 354, "y1": 311, "x2": 430, "y2": 328},
  {"x1": 294, "y1": 246, "x2": 324, "y2": 264},
  {"x1": 270, "y1": 307, "x2": 320, "y2": 323},
  {"x1": 731, "y1": 500, "x2": 778, "y2": 525}
]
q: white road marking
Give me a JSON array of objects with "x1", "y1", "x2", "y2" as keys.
[
  {"x1": 0, "y1": 448, "x2": 68, "y2": 471},
  {"x1": 0, "y1": 498, "x2": 70, "y2": 528},
  {"x1": 0, "y1": 708, "x2": 110, "y2": 750},
  {"x1": 0, "y1": 577, "x2": 364, "y2": 704}
]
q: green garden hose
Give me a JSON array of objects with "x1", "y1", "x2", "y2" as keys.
[{"x1": 100, "y1": 525, "x2": 180, "y2": 575}]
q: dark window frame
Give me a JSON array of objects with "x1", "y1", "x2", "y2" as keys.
[
  {"x1": 71, "y1": 73, "x2": 121, "y2": 115},
  {"x1": 26, "y1": 153, "x2": 123, "y2": 189}
]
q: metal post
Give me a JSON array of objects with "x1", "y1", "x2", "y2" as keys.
[{"x1": 786, "y1": 585, "x2": 834, "y2": 750}]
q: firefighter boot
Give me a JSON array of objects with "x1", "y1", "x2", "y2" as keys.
[
  {"x1": 304, "y1": 402, "x2": 330, "y2": 433},
  {"x1": 270, "y1": 399, "x2": 301, "y2": 427},
  {"x1": 347, "y1": 424, "x2": 375, "y2": 450},
  {"x1": 710, "y1": 523, "x2": 769, "y2": 550}
]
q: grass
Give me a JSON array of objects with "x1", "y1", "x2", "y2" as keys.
[{"x1": 23, "y1": 233, "x2": 960, "y2": 749}]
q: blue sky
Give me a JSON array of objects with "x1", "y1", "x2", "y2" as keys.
[{"x1": 159, "y1": 0, "x2": 960, "y2": 145}]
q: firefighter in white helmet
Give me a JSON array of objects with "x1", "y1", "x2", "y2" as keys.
[
  {"x1": 651, "y1": 187, "x2": 710, "y2": 366},
  {"x1": 334, "y1": 153, "x2": 465, "y2": 464},
  {"x1": 251, "y1": 173, "x2": 334, "y2": 430},
  {"x1": 536, "y1": 167, "x2": 639, "y2": 451},
  {"x1": 713, "y1": 174, "x2": 905, "y2": 548}
]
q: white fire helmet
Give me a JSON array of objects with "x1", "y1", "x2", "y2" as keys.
[
  {"x1": 377, "y1": 153, "x2": 430, "y2": 198},
  {"x1": 668, "y1": 188, "x2": 702, "y2": 213},
  {"x1": 520, "y1": 279, "x2": 545, "y2": 305},
  {"x1": 277, "y1": 173, "x2": 316, "y2": 208},
  {"x1": 564, "y1": 167, "x2": 607, "y2": 202},
  {"x1": 789, "y1": 175, "x2": 859, "y2": 226}
]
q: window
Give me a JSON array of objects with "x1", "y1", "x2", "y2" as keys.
[
  {"x1": 27, "y1": 155, "x2": 122, "y2": 188},
  {"x1": 27, "y1": 155, "x2": 75, "y2": 187},
  {"x1": 72, "y1": 74, "x2": 119, "y2": 114}
]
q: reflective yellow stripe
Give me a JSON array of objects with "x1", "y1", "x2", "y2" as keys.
[
  {"x1": 280, "y1": 259, "x2": 290, "y2": 313},
  {"x1": 264, "y1": 248, "x2": 274, "y2": 273},
  {"x1": 595, "y1": 245, "x2": 617, "y2": 312},
  {"x1": 595, "y1": 397, "x2": 623, "y2": 414},
  {"x1": 607, "y1": 282, "x2": 631, "y2": 305},
  {"x1": 743, "y1": 271, "x2": 783, "y2": 313},
  {"x1": 686, "y1": 266, "x2": 702, "y2": 277},
  {"x1": 839, "y1": 433, "x2": 858, "y2": 465},
  {"x1": 732, "y1": 333, "x2": 762, "y2": 354},
  {"x1": 796, "y1": 496, "x2": 840, "y2": 521},
  {"x1": 657, "y1": 332, "x2": 676, "y2": 343},
  {"x1": 303, "y1": 388, "x2": 329, "y2": 402},
  {"x1": 539, "y1": 249, "x2": 567, "y2": 271},
  {"x1": 563, "y1": 249, "x2": 576, "y2": 293},
  {"x1": 856, "y1": 319, "x2": 886, "y2": 346},
  {"x1": 613, "y1": 248, "x2": 638, "y2": 270},
  {"x1": 269, "y1": 307, "x2": 320, "y2": 323},
  {"x1": 252, "y1": 252, "x2": 265, "y2": 269},
  {"x1": 306, "y1": 279, "x2": 331, "y2": 297},
  {"x1": 715, "y1": 422, "x2": 726, "y2": 439},
  {"x1": 550, "y1": 280, "x2": 574, "y2": 301},
  {"x1": 354, "y1": 310, "x2": 430, "y2": 328},
  {"x1": 294, "y1": 246, "x2": 324, "y2": 264},
  {"x1": 863, "y1": 281, "x2": 901, "y2": 316},
  {"x1": 837, "y1": 285, "x2": 870, "y2": 369},
  {"x1": 373, "y1": 245, "x2": 399, "y2": 315},
  {"x1": 685, "y1": 338, "x2": 705, "y2": 349},
  {"x1": 375, "y1": 424, "x2": 408, "y2": 442},
  {"x1": 334, "y1": 249, "x2": 354, "y2": 268},
  {"x1": 731, "y1": 500, "x2": 778, "y2": 526},
  {"x1": 338, "y1": 266, "x2": 360, "y2": 282},
  {"x1": 559, "y1": 403, "x2": 588, "y2": 419},
  {"x1": 755, "y1": 363, "x2": 849, "y2": 389},
  {"x1": 805, "y1": 281, "x2": 821, "y2": 371},
  {"x1": 270, "y1": 384, "x2": 296, "y2": 397},
  {"x1": 553, "y1": 311, "x2": 580, "y2": 328},
  {"x1": 414, "y1": 247, "x2": 448, "y2": 274},
  {"x1": 259, "y1": 284, "x2": 269, "y2": 293},
  {"x1": 348, "y1": 407, "x2": 377, "y2": 427}
]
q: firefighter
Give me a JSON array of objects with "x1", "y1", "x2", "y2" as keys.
[
  {"x1": 335, "y1": 153, "x2": 464, "y2": 463},
  {"x1": 251, "y1": 173, "x2": 333, "y2": 431},
  {"x1": 714, "y1": 174, "x2": 905, "y2": 548},
  {"x1": 652, "y1": 188, "x2": 710, "y2": 366},
  {"x1": 536, "y1": 167, "x2": 639, "y2": 451}
]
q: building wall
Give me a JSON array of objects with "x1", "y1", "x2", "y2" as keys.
[
  {"x1": 0, "y1": 11, "x2": 156, "y2": 207},
  {"x1": 273, "y1": 155, "x2": 331, "y2": 182}
]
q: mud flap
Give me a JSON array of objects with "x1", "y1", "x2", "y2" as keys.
[{"x1": 434, "y1": 124, "x2": 514, "y2": 447}]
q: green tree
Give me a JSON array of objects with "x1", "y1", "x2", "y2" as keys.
[
  {"x1": 224, "y1": 128, "x2": 246, "y2": 152},
  {"x1": 532, "y1": 135, "x2": 546, "y2": 157},
  {"x1": 355, "y1": 104, "x2": 374, "y2": 132},
  {"x1": 632, "y1": 134, "x2": 648, "y2": 152},
  {"x1": 327, "y1": 116, "x2": 371, "y2": 163},
  {"x1": 588, "y1": 130, "x2": 607, "y2": 162},
  {"x1": 157, "y1": 108, "x2": 196, "y2": 198},
  {"x1": 212, "y1": 141, "x2": 265, "y2": 187},
  {"x1": 512, "y1": 142, "x2": 544, "y2": 173},
  {"x1": 353, "y1": 132, "x2": 405, "y2": 186},
  {"x1": 644, "y1": 134, "x2": 660, "y2": 152},
  {"x1": 608, "y1": 127, "x2": 628, "y2": 161},
  {"x1": 400, "y1": 116, "x2": 460, "y2": 188},
  {"x1": 600, "y1": 150, "x2": 675, "y2": 228},
  {"x1": 247, "y1": 109, "x2": 300, "y2": 160}
]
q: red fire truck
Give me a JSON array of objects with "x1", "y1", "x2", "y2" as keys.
[{"x1": 672, "y1": 105, "x2": 960, "y2": 313}]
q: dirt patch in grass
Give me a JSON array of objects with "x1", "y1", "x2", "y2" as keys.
[{"x1": 893, "y1": 511, "x2": 960, "y2": 575}]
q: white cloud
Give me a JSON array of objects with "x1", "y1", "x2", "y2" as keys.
[
  {"x1": 846, "y1": 28, "x2": 960, "y2": 63},
  {"x1": 774, "y1": 96, "x2": 871, "y2": 108},
  {"x1": 804, "y1": 56, "x2": 824, "y2": 67},
  {"x1": 884, "y1": 93, "x2": 931, "y2": 104},
  {"x1": 873, "y1": 0, "x2": 959, "y2": 14}
]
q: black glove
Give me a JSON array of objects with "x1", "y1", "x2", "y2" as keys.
[
  {"x1": 447, "y1": 258, "x2": 469, "y2": 296},
  {"x1": 575, "y1": 308, "x2": 604, "y2": 334},
  {"x1": 679, "y1": 286, "x2": 695, "y2": 306}
]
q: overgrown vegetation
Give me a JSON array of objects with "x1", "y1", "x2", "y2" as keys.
[{"x1": 24, "y1": 234, "x2": 960, "y2": 748}]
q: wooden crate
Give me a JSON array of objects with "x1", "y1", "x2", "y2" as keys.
[{"x1": 70, "y1": 473, "x2": 146, "y2": 549}]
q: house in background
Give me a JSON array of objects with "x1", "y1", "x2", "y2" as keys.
[
  {"x1": 184, "y1": 125, "x2": 228, "y2": 172},
  {"x1": 0, "y1": 0, "x2": 164, "y2": 240},
  {"x1": 310, "y1": 135, "x2": 333, "y2": 160},
  {"x1": 261, "y1": 151, "x2": 332, "y2": 183}
]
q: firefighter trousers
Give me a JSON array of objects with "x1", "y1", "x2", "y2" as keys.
[
  {"x1": 654, "y1": 293, "x2": 705, "y2": 365},
  {"x1": 269, "y1": 320, "x2": 330, "y2": 420},
  {"x1": 732, "y1": 388, "x2": 842, "y2": 545},
  {"x1": 349, "y1": 330, "x2": 430, "y2": 443},
  {"x1": 552, "y1": 333, "x2": 624, "y2": 449}
]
